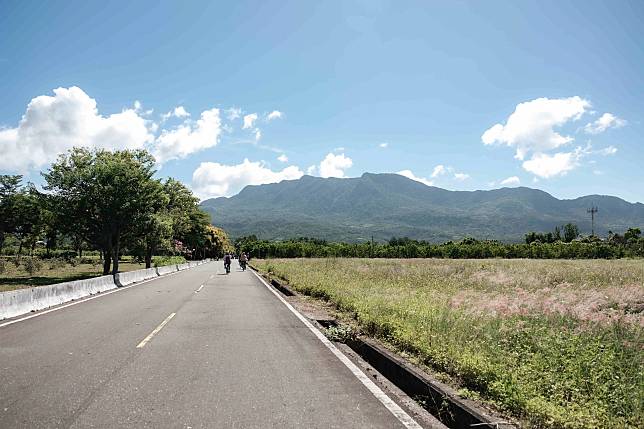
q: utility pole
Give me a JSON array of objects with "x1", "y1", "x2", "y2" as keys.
[{"x1": 587, "y1": 206, "x2": 598, "y2": 236}]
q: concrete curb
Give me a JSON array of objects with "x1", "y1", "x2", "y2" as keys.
[
  {"x1": 1, "y1": 259, "x2": 212, "y2": 320},
  {"x1": 255, "y1": 270, "x2": 515, "y2": 429}
]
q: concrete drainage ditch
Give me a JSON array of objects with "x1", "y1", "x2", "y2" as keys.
[{"x1": 262, "y1": 271, "x2": 515, "y2": 429}]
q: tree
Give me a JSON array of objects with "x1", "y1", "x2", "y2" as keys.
[
  {"x1": 44, "y1": 148, "x2": 163, "y2": 275},
  {"x1": 563, "y1": 223, "x2": 579, "y2": 243},
  {"x1": 624, "y1": 227, "x2": 641, "y2": 242},
  {"x1": 0, "y1": 175, "x2": 23, "y2": 254}
]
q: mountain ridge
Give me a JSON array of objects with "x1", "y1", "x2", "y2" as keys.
[{"x1": 200, "y1": 173, "x2": 644, "y2": 242}]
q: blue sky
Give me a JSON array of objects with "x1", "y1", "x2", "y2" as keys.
[{"x1": 1, "y1": 0, "x2": 643, "y2": 202}]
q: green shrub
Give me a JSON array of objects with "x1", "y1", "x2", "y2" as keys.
[
  {"x1": 48, "y1": 257, "x2": 66, "y2": 270},
  {"x1": 0, "y1": 258, "x2": 6, "y2": 275},
  {"x1": 152, "y1": 255, "x2": 186, "y2": 267},
  {"x1": 23, "y1": 257, "x2": 43, "y2": 276}
]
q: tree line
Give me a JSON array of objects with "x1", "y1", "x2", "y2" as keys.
[
  {"x1": 235, "y1": 227, "x2": 644, "y2": 260},
  {"x1": 0, "y1": 148, "x2": 232, "y2": 275}
]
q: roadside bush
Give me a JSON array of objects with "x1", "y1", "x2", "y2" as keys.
[
  {"x1": 48, "y1": 257, "x2": 66, "y2": 270},
  {"x1": 79, "y1": 257, "x2": 95, "y2": 265},
  {"x1": 67, "y1": 257, "x2": 78, "y2": 267},
  {"x1": 152, "y1": 255, "x2": 186, "y2": 267},
  {"x1": 0, "y1": 258, "x2": 6, "y2": 275},
  {"x1": 23, "y1": 257, "x2": 43, "y2": 276},
  {"x1": 12, "y1": 256, "x2": 22, "y2": 267}
]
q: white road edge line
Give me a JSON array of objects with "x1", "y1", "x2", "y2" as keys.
[
  {"x1": 0, "y1": 266, "x2": 204, "y2": 329},
  {"x1": 136, "y1": 312, "x2": 176, "y2": 348},
  {"x1": 196, "y1": 284, "x2": 204, "y2": 293},
  {"x1": 250, "y1": 269, "x2": 422, "y2": 429}
]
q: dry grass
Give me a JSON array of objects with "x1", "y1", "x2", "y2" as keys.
[{"x1": 256, "y1": 258, "x2": 644, "y2": 428}]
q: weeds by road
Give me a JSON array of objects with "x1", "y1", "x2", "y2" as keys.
[
  {"x1": 0, "y1": 255, "x2": 187, "y2": 292},
  {"x1": 255, "y1": 258, "x2": 643, "y2": 428}
]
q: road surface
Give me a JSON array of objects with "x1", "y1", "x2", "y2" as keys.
[{"x1": 0, "y1": 262, "x2": 419, "y2": 428}]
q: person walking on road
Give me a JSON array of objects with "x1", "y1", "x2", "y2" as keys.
[{"x1": 223, "y1": 253, "x2": 231, "y2": 274}]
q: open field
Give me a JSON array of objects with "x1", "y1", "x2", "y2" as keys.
[
  {"x1": 255, "y1": 258, "x2": 644, "y2": 428},
  {"x1": 0, "y1": 256, "x2": 186, "y2": 292}
]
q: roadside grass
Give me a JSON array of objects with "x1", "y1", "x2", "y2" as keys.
[
  {"x1": 0, "y1": 255, "x2": 186, "y2": 292},
  {"x1": 255, "y1": 258, "x2": 644, "y2": 429}
]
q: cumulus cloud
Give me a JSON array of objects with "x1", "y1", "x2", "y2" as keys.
[
  {"x1": 161, "y1": 105, "x2": 190, "y2": 122},
  {"x1": 522, "y1": 151, "x2": 582, "y2": 179},
  {"x1": 254, "y1": 129, "x2": 262, "y2": 141},
  {"x1": 454, "y1": 172, "x2": 470, "y2": 181},
  {"x1": 306, "y1": 165, "x2": 317, "y2": 175},
  {"x1": 226, "y1": 107, "x2": 242, "y2": 121},
  {"x1": 192, "y1": 159, "x2": 303, "y2": 198},
  {"x1": 242, "y1": 113, "x2": 258, "y2": 129},
  {"x1": 266, "y1": 110, "x2": 282, "y2": 121},
  {"x1": 500, "y1": 176, "x2": 520, "y2": 186},
  {"x1": 431, "y1": 165, "x2": 448, "y2": 178},
  {"x1": 397, "y1": 170, "x2": 433, "y2": 186},
  {"x1": 0, "y1": 86, "x2": 153, "y2": 172},
  {"x1": 584, "y1": 113, "x2": 626, "y2": 134},
  {"x1": 153, "y1": 108, "x2": 222, "y2": 163},
  {"x1": 482, "y1": 96, "x2": 590, "y2": 160},
  {"x1": 318, "y1": 152, "x2": 353, "y2": 178},
  {"x1": 379, "y1": 142, "x2": 388, "y2": 148},
  {"x1": 277, "y1": 154, "x2": 288, "y2": 163}
]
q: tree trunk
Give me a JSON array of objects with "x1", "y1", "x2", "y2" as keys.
[
  {"x1": 111, "y1": 234, "x2": 120, "y2": 275},
  {"x1": 18, "y1": 240, "x2": 23, "y2": 256},
  {"x1": 145, "y1": 245, "x2": 152, "y2": 269},
  {"x1": 102, "y1": 253, "x2": 111, "y2": 275}
]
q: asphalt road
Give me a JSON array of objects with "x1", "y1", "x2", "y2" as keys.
[{"x1": 0, "y1": 261, "x2": 416, "y2": 428}]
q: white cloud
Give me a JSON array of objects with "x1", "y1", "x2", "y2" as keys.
[
  {"x1": 482, "y1": 96, "x2": 590, "y2": 160},
  {"x1": 431, "y1": 164, "x2": 447, "y2": 178},
  {"x1": 379, "y1": 142, "x2": 388, "y2": 148},
  {"x1": 318, "y1": 152, "x2": 353, "y2": 178},
  {"x1": 306, "y1": 165, "x2": 317, "y2": 175},
  {"x1": 0, "y1": 86, "x2": 153, "y2": 172},
  {"x1": 192, "y1": 159, "x2": 303, "y2": 198},
  {"x1": 596, "y1": 145, "x2": 617, "y2": 156},
  {"x1": 454, "y1": 173, "x2": 470, "y2": 181},
  {"x1": 584, "y1": 113, "x2": 626, "y2": 134},
  {"x1": 277, "y1": 154, "x2": 288, "y2": 163},
  {"x1": 161, "y1": 105, "x2": 190, "y2": 122},
  {"x1": 266, "y1": 110, "x2": 282, "y2": 121},
  {"x1": 397, "y1": 170, "x2": 433, "y2": 186},
  {"x1": 500, "y1": 176, "x2": 521, "y2": 186},
  {"x1": 255, "y1": 129, "x2": 262, "y2": 141},
  {"x1": 226, "y1": 107, "x2": 242, "y2": 121},
  {"x1": 522, "y1": 151, "x2": 582, "y2": 179},
  {"x1": 153, "y1": 108, "x2": 221, "y2": 163},
  {"x1": 242, "y1": 113, "x2": 258, "y2": 129}
]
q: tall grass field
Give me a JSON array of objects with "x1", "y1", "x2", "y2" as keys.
[{"x1": 255, "y1": 258, "x2": 643, "y2": 428}]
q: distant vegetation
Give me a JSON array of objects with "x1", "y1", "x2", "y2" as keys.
[
  {"x1": 201, "y1": 173, "x2": 644, "y2": 242},
  {"x1": 236, "y1": 226, "x2": 644, "y2": 260},
  {"x1": 256, "y1": 258, "x2": 644, "y2": 428},
  {"x1": 0, "y1": 148, "x2": 233, "y2": 277}
]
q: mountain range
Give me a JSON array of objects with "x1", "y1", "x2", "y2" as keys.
[{"x1": 199, "y1": 173, "x2": 644, "y2": 242}]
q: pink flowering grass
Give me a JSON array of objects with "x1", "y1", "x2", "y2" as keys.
[{"x1": 257, "y1": 258, "x2": 643, "y2": 428}]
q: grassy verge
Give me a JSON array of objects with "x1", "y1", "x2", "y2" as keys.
[
  {"x1": 0, "y1": 255, "x2": 186, "y2": 292},
  {"x1": 255, "y1": 258, "x2": 643, "y2": 428}
]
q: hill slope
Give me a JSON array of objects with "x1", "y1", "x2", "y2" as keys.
[{"x1": 200, "y1": 173, "x2": 644, "y2": 242}]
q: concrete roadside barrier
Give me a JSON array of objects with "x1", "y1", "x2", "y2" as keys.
[
  {"x1": 0, "y1": 274, "x2": 116, "y2": 320},
  {"x1": 1, "y1": 260, "x2": 212, "y2": 320},
  {"x1": 115, "y1": 267, "x2": 158, "y2": 287},
  {"x1": 156, "y1": 265, "x2": 177, "y2": 276}
]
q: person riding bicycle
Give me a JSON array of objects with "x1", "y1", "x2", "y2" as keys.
[
  {"x1": 223, "y1": 253, "x2": 232, "y2": 274},
  {"x1": 239, "y1": 252, "x2": 248, "y2": 271}
]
